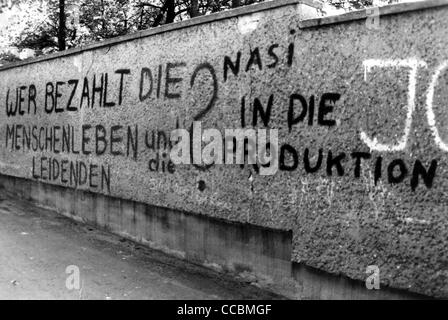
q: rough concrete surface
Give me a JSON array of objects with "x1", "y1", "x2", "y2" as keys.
[
  {"x1": 0, "y1": 191, "x2": 283, "y2": 300},
  {"x1": 0, "y1": 0, "x2": 447, "y2": 297}
]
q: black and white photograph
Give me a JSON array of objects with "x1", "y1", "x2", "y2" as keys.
[{"x1": 0, "y1": 0, "x2": 446, "y2": 309}]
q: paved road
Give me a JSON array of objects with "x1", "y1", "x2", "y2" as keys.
[{"x1": 0, "y1": 192, "x2": 282, "y2": 300}]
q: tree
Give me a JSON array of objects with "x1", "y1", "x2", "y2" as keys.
[
  {"x1": 5, "y1": 0, "x2": 398, "y2": 61},
  {"x1": 232, "y1": 0, "x2": 241, "y2": 8},
  {"x1": 166, "y1": 0, "x2": 175, "y2": 23},
  {"x1": 10, "y1": 0, "x2": 79, "y2": 54},
  {"x1": 58, "y1": 0, "x2": 66, "y2": 50},
  {"x1": 9, "y1": 0, "x2": 270, "y2": 54},
  {"x1": 189, "y1": 0, "x2": 199, "y2": 17},
  {"x1": 0, "y1": 51, "x2": 21, "y2": 66}
]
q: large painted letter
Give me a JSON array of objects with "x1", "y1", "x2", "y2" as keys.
[
  {"x1": 360, "y1": 59, "x2": 427, "y2": 152},
  {"x1": 426, "y1": 60, "x2": 448, "y2": 151}
]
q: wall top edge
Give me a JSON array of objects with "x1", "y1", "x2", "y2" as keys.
[{"x1": 299, "y1": 0, "x2": 448, "y2": 29}]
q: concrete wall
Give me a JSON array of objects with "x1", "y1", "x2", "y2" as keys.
[
  {"x1": 0, "y1": 0, "x2": 447, "y2": 298},
  {"x1": 0, "y1": 173, "x2": 423, "y2": 299}
]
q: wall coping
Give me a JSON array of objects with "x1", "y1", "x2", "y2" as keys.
[
  {"x1": 299, "y1": 0, "x2": 448, "y2": 28},
  {"x1": 0, "y1": 0, "x2": 446, "y2": 72}
]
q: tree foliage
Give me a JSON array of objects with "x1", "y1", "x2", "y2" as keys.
[
  {"x1": 9, "y1": 0, "x2": 266, "y2": 54},
  {"x1": 0, "y1": 0, "x2": 398, "y2": 64}
]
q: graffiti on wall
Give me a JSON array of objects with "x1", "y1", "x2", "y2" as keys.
[{"x1": 1, "y1": 36, "x2": 445, "y2": 195}]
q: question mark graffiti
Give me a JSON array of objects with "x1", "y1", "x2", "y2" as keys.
[{"x1": 189, "y1": 62, "x2": 218, "y2": 171}]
